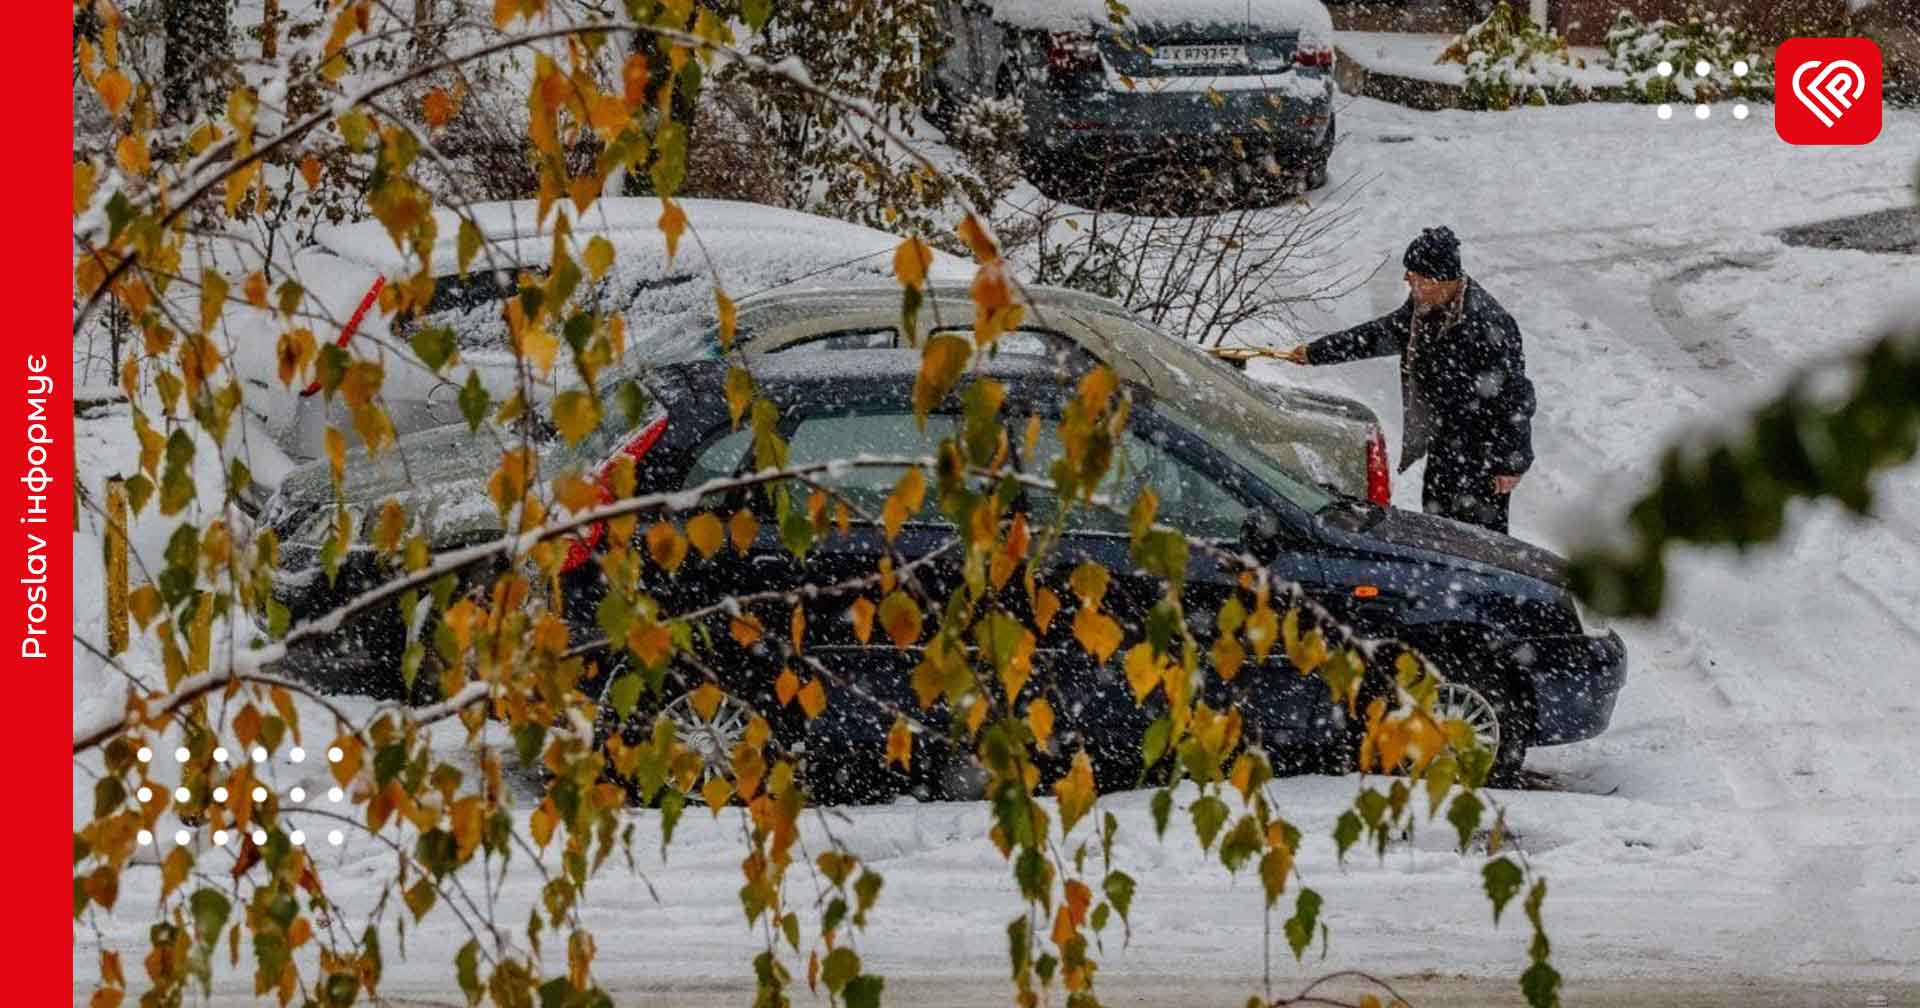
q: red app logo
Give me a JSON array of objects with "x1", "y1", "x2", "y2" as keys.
[{"x1": 1776, "y1": 38, "x2": 1883, "y2": 146}]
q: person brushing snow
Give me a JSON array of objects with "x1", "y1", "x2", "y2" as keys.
[{"x1": 1281, "y1": 227, "x2": 1535, "y2": 534}]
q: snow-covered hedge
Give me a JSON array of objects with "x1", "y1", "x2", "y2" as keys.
[
  {"x1": 1603, "y1": 9, "x2": 1772, "y2": 103},
  {"x1": 1438, "y1": 2, "x2": 1584, "y2": 110}
]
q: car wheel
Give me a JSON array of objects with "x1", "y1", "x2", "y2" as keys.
[
  {"x1": 1424, "y1": 649, "x2": 1534, "y2": 786},
  {"x1": 1323, "y1": 643, "x2": 1534, "y2": 786}
]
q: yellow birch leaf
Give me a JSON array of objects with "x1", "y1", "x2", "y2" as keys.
[
  {"x1": 1033, "y1": 587, "x2": 1060, "y2": 633},
  {"x1": 893, "y1": 236, "x2": 933, "y2": 287},
  {"x1": 584, "y1": 235, "x2": 615, "y2": 280},
  {"x1": 423, "y1": 87, "x2": 453, "y2": 128},
  {"x1": 686, "y1": 512, "x2": 724, "y2": 558},
  {"x1": 729, "y1": 614, "x2": 762, "y2": 648},
  {"x1": 886, "y1": 716, "x2": 912, "y2": 771},
  {"x1": 324, "y1": 427, "x2": 345, "y2": 485},
  {"x1": 97, "y1": 70, "x2": 131, "y2": 117},
  {"x1": 882, "y1": 467, "x2": 925, "y2": 542},
  {"x1": 1073, "y1": 608, "x2": 1123, "y2": 664},
  {"x1": 878, "y1": 591, "x2": 922, "y2": 648},
  {"x1": 775, "y1": 667, "x2": 800, "y2": 707},
  {"x1": 729, "y1": 508, "x2": 759, "y2": 555},
  {"x1": 797, "y1": 679, "x2": 827, "y2": 719},
  {"x1": 115, "y1": 134, "x2": 148, "y2": 175},
  {"x1": 1211, "y1": 635, "x2": 1245, "y2": 682},
  {"x1": 850, "y1": 597, "x2": 876, "y2": 644},
  {"x1": 715, "y1": 289, "x2": 737, "y2": 350},
  {"x1": 243, "y1": 271, "x2": 268, "y2": 309},
  {"x1": 1027, "y1": 697, "x2": 1054, "y2": 752},
  {"x1": 646, "y1": 522, "x2": 687, "y2": 573},
  {"x1": 702, "y1": 775, "x2": 732, "y2": 814},
  {"x1": 657, "y1": 199, "x2": 687, "y2": 263},
  {"x1": 690, "y1": 682, "x2": 723, "y2": 722},
  {"x1": 299, "y1": 156, "x2": 321, "y2": 190},
  {"x1": 1124, "y1": 644, "x2": 1161, "y2": 704},
  {"x1": 957, "y1": 213, "x2": 998, "y2": 262}
]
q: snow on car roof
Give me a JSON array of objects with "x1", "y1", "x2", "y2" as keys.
[
  {"x1": 311, "y1": 196, "x2": 973, "y2": 292},
  {"x1": 988, "y1": 0, "x2": 1332, "y2": 36}
]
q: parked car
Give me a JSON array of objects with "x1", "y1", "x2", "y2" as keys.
[
  {"x1": 928, "y1": 0, "x2": 1339, "y2": 198},
  {"x1": 263, "y1": 197, "x2": 973, "y2": 462},
  {"x1": 721, "y1": 284, "x2": 1389, "y2": 503},
  {"x1": 262, "y1": 352, "x2": 1626, "y2": 803}
]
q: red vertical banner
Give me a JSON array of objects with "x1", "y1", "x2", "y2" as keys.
[{"x1": 10, "y1": 1, "x2": 73, "y2": 1000}]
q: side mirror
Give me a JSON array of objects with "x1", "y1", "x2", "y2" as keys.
[{"x1": 1240, "y1": 509, "x2": 1284, "y2": 564}]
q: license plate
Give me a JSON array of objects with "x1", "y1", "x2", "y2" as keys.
[{"x1": 1152, "y1": 44, "x2": 1248, "y2": 67}]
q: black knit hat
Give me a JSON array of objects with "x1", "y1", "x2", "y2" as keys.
[{"x1": 1404, "y1": 226, "x2": 1462, "y2": 281}]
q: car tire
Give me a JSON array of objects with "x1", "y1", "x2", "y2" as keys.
[
  {"x1": 1422, "y1": 645, "x2": 1534, "y2": 786},
  {"x1": 1325, "y1": 641, "x2": 1534, "y2": 786}
]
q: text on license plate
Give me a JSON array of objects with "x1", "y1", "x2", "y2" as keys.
[{"x1": 1152, "y1": 44, "x2": 1248, "y2": 66}]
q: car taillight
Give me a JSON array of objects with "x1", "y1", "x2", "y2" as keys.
[
  {"x1": 1047, "y1": 33, "x2": 1102, "y2": 77},
  {"x1": 561, "y1": 414, "x2": 670, "y2": 574},
  {"x1": 300, "y1": 275, "x2": 386, "y2": 398},
  {"x1": 1294, "y1": 37, "x2": 1334, "y2": 69},
  {"x1": 1366, "y1": 425, "x2": 1391, "y2": 507}
]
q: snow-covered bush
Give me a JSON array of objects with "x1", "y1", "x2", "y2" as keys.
[
  {"x1": 1439, "y1": 1, "x2": 1584, "y2": 110},
  {"x1": 1603, "y1": 9, "x2": 1772, "y2": 103},
  {"x1": 949, "y1": 95, "x2": 1029, "y2": 209}
]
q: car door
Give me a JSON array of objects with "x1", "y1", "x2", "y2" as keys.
[{"x1": 1011, "y1": 396, "x2": 1336, "y2": 785}]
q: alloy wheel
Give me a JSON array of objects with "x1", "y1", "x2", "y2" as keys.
[
  {"x1": 1433, "y1": 680, "x2": 1502, "y2": 754},
  {"x1": 660, "y1": 691, "x2": 754, "y2": 788}
]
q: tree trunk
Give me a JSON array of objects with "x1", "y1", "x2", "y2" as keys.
[{"x1": 261, "y1": 0, "x2": 279, "y2": 60}]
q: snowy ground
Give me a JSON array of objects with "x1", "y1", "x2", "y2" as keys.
[{"x1": 72, "y1": 96, "x2": 1920, "y2": 1002}]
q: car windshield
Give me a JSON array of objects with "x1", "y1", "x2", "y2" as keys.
[{"x1": 1153, "y1": 399, "x2": 1335, "y2": 515}]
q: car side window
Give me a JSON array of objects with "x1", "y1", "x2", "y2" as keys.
[
  {"x1": 1024, "y1": 420, "x2": 1251, "y2": 540},
  {"x1": 683, "y1": 426, "x2": 756, "y2": 489},
  {"x1": 772, "y1": 327, "x2": 900, "y2": 353},
  {"x1": 783, "y1": 412, "x2": 956, "y2": 523},
  {"x1": 929, "y1": 326, "x2": 1096, "y2": 370}
]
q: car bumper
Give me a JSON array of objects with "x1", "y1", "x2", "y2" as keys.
[
  {"x1": 1511, "y1": 630, "x2": 1628, "y2": 746},
  {"x1": 1030, "y1": 75, "x2": 1333, "y2": 153}
]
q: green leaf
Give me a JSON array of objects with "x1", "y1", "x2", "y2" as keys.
[
  {"x1": 457, "y1": 218, "x2": 483, "y2": 277},
  {"x1": 1141, "y1": 714, "x2": 1171, "y2": 768},
  {"x1": 411, "y1": 326, "x2": 456, "y2": 371},
  {"x1": 1218, "y1": 815, "x2": 1262, "y2": 873},
  {"x1": 1447, "y1": 790, "x2": 1485, "y2": 852},
  {"x1": 608, "y1": 672, "x2": 643, "y2": 719},
  {"x1": 1190, "y1": 794, "x2": 1228, "y2": 852},
  {"x1": 844, "y1": 975, "x2": 884, "y2": 1008},
  {"x1": 1521, "y1": 960, "x2": 1562, "y2": 1008},
  {"x1": 1283, "y1": 888, "x2": 1323, "y2": 961},
  {"x1": 1149, "y1": 788, "x2": 1173, "y2": 839},
  {"x1": 1333, "y1": 810, "x2": 1361, "y2": 862},
  {"x1": 741, "y1": 0, "x2": 772, "y2": 30},
  {"x1": 821, "y1": 947, "x2": 860, "y2": 993},
  {"x1": 1102, "y1": 870, "x2": 1135, "y2": 926},
  {"x1": 1483, "y1": 856, "x2": 1524, "y2": 925},
  {"x1": 658, "y1": 789, "x2": 685, "y2": 855},
  {"x1": 456, "y1": 939, "x2": 482, "y2": 1005},
  {"x1": 458, "y1": 370, "x2": 489, "y2": 432},
  {"x1": 188, "y1": 888, "x2": 230, "y2": 946},
  {"x1": 649, "y1": 121, "x2": 687, "y2": 198}
]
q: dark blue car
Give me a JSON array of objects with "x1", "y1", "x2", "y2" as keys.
[
  {"x1": 265, "y1": 352, "x2": 1626, "y2": 805},
  {"x1": 928, "y1": 0, "x2": 1340, "y2": 199}
]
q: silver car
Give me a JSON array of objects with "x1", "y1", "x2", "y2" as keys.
[{"x1": 724, "y1": 285, "x2": 1388, "y2": 502}]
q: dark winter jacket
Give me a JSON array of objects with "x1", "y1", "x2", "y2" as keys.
[{"x1": 1305, "y1": 278, "x2": 1535, "y2": 476}]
